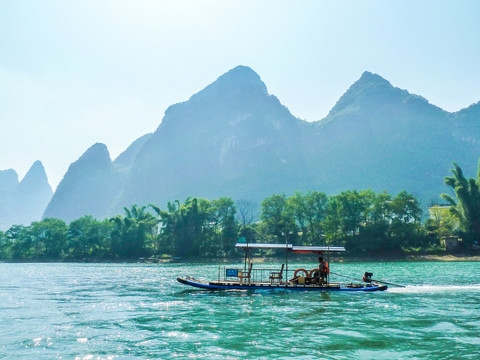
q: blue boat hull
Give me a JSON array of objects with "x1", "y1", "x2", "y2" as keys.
[{"x1": 177, "y1": 277, "x2": 388, "y2": 292}]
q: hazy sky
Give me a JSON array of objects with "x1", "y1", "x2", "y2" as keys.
[{"x1": 1, "y1": 0, "x2": 479, "y2": 189}]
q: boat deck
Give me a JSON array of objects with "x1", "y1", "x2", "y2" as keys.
[
  {"x1": 208, "y1": 281, "x2": 376, "y2": 289},
  {"x1": 177, "y1": 276, "x2": 387, "y2": 291},
  {"x1": 208, "y1": 280, "x2": 343, "y2": 289},
  {"x1": 177, "y1": 243, "x2": 389, "y2": 292}
]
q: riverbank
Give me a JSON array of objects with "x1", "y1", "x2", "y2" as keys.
[
  {"x1": 245, "y1": 253, "x2": 480, "y2": 263},
  {"x1": 405, "y1": 254, "x2": 480, "y2": 262},
  {"x1": 2, "y1": 253, "x2": 480, "y2": 264}
]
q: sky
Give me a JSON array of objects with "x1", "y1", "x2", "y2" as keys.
[{"x1": 1, "y1": 0, "x2": 479, "y2": 189}]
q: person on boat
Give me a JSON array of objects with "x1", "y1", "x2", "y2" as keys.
[{"x1": 318, "y1": 256, "x2": 328, "y2": 284}]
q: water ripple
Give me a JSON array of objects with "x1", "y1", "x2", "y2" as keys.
[{"x1": 0, "y1": 262, "x2": 479, "y2": 359}]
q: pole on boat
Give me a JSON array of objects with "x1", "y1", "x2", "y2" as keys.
[
  {"x1": 327, "y1": 241, "x2": 330, "y2": 287},
  {"x1": 369, "y1": 278, "x2": 406, "y2": 288},
  {"x1": 329, "y1": 271, "x2": 406, "y2": 288},
  {"x1": 242, "y1": 237, "x2": 248, "y2": 272},
  {"x1": 244, "y1": 247, "x2": 247, "y2": 272},
  {"x1": 284, "y1": 232, "x2": 288, "y2": 288},
  {"x1": 322, "y1": 234, "x2": 330, "y2": 287}
]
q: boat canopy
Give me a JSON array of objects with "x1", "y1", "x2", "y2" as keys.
[
  {"x1": 291, "y1": 245, "x2": 345, "y2": 253},
  {"x1": 235, "y1": 243, "x2": 345, "y2": 253}
]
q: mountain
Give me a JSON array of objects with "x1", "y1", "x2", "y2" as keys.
[
  {"x1": 15, "y1": 160, "x2": 53, "y2": 222},
  {"x1": 0, "y1": 169, "x2": 18, "y2": 230},
  {"x1": 43, "y1": 134, "x2": 153, "y2": 223},
  {"x1": 305, "y1": 71, "x2": 475, "y2": 201},
  {"x1": 0, "y1": 169, "x2": 18, "y2": 194},
  {"x1": 451, "y1": 102, "x2": 480, "y2": 146},
  {"x1": 43, "y1": 143, "x2": 120, "y2": 223},
  {"x1": 114, "y1": 65, "x2": 309, "y2": 210},
  {"x1": 43, "y1": 66, "x2": 480, "y2": 223},
  {"x1": 0, "y1": 161, "x2": 52, "y2": 230},
  {"x1": 113, "y1": 133, "x2": 152, "y2": 173}
]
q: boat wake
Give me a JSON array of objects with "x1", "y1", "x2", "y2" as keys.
[{"x1": 388, "y1": 284, "x2": 480, "y2": 293}]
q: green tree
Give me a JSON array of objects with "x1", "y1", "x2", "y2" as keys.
[
  {"x1": 67, "y1": 216, "x2": 113, "y2": 259},
  {"x1": 441, "y1": 161, "x2": 480, "y2": 249},
  {"x1": 0, "y1": 230, "x2": 8, "y2": 260},
  {"x1": 152, "y1": 198, "x2": 215, "y2": 258},
  {"x1": 150, "y1": 201, "x2": 178, "y2": 255},
  {"x1": 388, "y1": 191, "x2": 424, "y2": 250},
  {"x1": 335, "y1": 190, "x2": 372, "y2": 251},
  {"x1": 390, "y1": 191, "x2": 422, "y2": 223},
  {"x1": 30, "y1": 218, "x2": 68, "y2": 259},
  {"x1": 323, "y1": 196, "x2": 343, "y2": 245},
  {"x1": 4, "y1": 225, "x2": 32, "y2": 259},
  {"x1": 286, "y1": 191, "x2": 328, "y2": 245},
  {"x1": 361, "y1": 191, "x2": 392, "y2": 253},
  {"x1": 425, "y1": 205, "x2": 459, "y2": 241},
  {"x1": 210, "y1": 197, "x2": 237, "y2": 256},
  {"x1": 110, "y1": 205, "x2": 156, "y2": 259},
  {"x1": 260, "y1": 194, "x2": 297, "y2": 243},
  {"x1": 368, "y1": 191, "x2": 392, "y2": 223},
  {"x1": 286, "y1": 191, "x2": 308, "y2": 244},
  {"x1": 238, "y1": 224, "x2": 259, "y2": 244},
  {"x1": 303, "y1": 191, "x2": 328, "y2": 245}
]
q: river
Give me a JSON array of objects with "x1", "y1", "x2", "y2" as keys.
[{"x1": 1, "y1": 261, "x2": 479, "y2": 359}]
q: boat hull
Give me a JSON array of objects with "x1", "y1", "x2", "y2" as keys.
[{"x1": 177, "y1": 277, "x2": 388, "y2": 292}]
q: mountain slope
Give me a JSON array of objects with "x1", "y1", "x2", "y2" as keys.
[
  {"x1": 114, "y1": 65, "x2": 310, "y2": 211},
  {"x1": 0, "y1": 162, "x2": 52, "y2": 230},
  {"x1": 43, "y1": 143, "x2": 120, "y2": 223},
  {"x1": 113, "y1": 133, "x2": 152, "y2": 173},
  {"x1": 43, "y1": 133, "x2": 154, "y2": 223},
  {"x1": 15, "y1": 161, "x2": 53, "y2": 222},
  {"x1": 43, "y1": 67, "x2": 480, "y2": 223},
  {"x1": 301, "y1": 71, "x2": 464, "y2": 201}
]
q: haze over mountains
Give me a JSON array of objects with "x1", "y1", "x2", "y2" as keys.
[
  {"x1": 2, "y1": 65, "x2": 479, "y2": 228},
  {"x1": 0, "y1": 161, "x2": 52, "y2": 230}
]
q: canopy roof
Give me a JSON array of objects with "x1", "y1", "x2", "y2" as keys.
[{"x1": 235, "y1": 243, "x2": 345, "y2": 253}]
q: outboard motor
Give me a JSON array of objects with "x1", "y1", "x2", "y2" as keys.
[{"x1": 362, "y1": 272, "x2": 373, "y2": 283}]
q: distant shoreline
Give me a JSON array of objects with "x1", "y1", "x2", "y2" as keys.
[
  {"x1": 335, "y1": 254, "x2": 480, "y2": 262},
  {"x1": 2, "y1": 253, "x2": 480, "y2": 264},
  {"x1": 246, "y1": 254, "x2": 480, "y2": 263},
  {"x1": 403, "y1": 254, "x2": 480, "y2": 262}
]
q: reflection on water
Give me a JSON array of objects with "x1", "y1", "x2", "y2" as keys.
[{"x1": 0, "y1": 262, "x2": 479, "y2": 359}]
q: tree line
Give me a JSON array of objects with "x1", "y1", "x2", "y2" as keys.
[
  {"x1": 0, "y1": 191, "x2": 438, "y2": 261},
  {"x1": 1, "y1": 161, "x2": 479, "y2": 261}
]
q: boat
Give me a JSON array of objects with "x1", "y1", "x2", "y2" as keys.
[{"x1": 177, "y1": 242, "x2": 388, "y2": 292}]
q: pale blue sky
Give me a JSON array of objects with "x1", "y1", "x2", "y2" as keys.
[{"x1": 1, "y1": 0, "x2": 479, "y2": 188}]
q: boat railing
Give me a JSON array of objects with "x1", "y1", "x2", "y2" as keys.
[
  {"x1": 217, "y1": 266, "x2": 334, "y2": 286},
  {"x1": 218, "y1": 266, "x2": 290, "y2": 284}
]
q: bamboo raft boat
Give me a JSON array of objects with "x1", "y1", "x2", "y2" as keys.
[{"x1": 177, "y1": 242, "x2": 388, "y2": 292}]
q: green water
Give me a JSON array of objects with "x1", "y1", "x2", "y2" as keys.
[{"x1": 1, "y1": 262, "x2": 479, "y2": 359}]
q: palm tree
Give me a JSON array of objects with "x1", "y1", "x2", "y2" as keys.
[
  {"x1": 441, "y1": 161, "x2": 480, "y2": 249},
  {"x1": 110, "y1": 205, "x2": 157, "y2": 258}
]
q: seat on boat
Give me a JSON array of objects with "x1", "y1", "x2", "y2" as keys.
[
  {"x1": 269, "y1": 264, "x2": 284, "y2": 284},
  {"x1": 238, "y1": 263, "x2": 253, "y2": 284}
]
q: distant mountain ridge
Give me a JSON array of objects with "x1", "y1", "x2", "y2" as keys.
[
  {"x1": 0, "y1": 161, "x2": 52, "y2": 230},
  {"x1": 39, "y1": 66, "x2": 480, "y2": 223},
  {"x1": 307, "y1": 71, "x2": 472, "y2": 201},
  {"x1": 43, "y1": 134, "x2": 152, "y2": 223}
]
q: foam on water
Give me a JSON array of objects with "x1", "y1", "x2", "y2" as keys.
[{"x1": 388, "y1": 284, "x2": 480, "y2": 293}]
